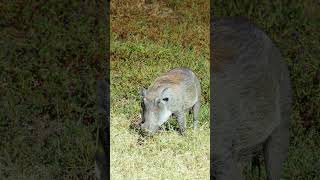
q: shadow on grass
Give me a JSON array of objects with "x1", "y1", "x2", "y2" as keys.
[{"x1": 127, "y1": 115, "x2": 149, "y2": 145}]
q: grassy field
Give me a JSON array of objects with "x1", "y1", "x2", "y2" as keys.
[
  {"x1": 1, "y1": 1, "x2": 106, "y2": 179},
  {"x1": 110, "y1": 0, "x2": 210, "y2": 179},
  {"x1": 214, "y1": 0, "x2": 320, "y2": 179}
]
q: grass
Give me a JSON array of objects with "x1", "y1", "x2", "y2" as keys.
[
  {"x1": 214, "y1": 0, "x2": 320, "y2": 179},
  {"x1": 110, "y1": 114, "x2": 210, "y2": 179},
  {"x1": 110, "y1": 0, "x2": 210, "y2": 179},
  {"x1": 0, "y1": 0, "x2": 107, "y2": 179}
]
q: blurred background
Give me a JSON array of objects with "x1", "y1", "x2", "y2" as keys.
[
  {"x1": 213, "y1": 0, "x2": 320, "y2": 179},
  {"x1": 1, "y1": 1, "x2": 107, "y2": 179}
]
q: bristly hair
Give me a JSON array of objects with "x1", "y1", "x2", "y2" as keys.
[{"x1": 211, "y1": 16, "x2": 265, "y2": 73}]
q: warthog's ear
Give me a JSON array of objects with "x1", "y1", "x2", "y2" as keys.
[{"x1": 140, "y1": 87, "x2": 147, "y2": 98}]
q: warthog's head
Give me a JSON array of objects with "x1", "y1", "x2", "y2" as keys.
[{"x1": 139, "y1": 87, "x2": 172, "y2": 135}]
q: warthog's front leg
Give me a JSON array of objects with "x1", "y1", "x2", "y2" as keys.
[{"x1": 176, "y1": 111, "x2": 186, "y2": 135}]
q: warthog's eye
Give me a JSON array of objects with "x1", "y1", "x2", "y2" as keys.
[{"x1": 162, "y1": 98, "x2": 169, "y2": 102}]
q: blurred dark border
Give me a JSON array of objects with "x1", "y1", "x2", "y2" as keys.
[
  {"x1": 211, "y1": 0, "x2": 320, "y2": 179},
  {"x1": 1, "y1": 0, "x2": 110, "y2": 179}
]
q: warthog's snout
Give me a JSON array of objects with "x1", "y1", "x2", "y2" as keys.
[{"x1": 140, "y1": 123, "x2": 158, "y2": 135}]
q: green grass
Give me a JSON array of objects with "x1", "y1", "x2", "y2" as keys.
[
  {"x1": 110, "y1": 0, "x2": 210, "y2": 179},
  {"x1": 0, "y1": 1, "x2": 106, "y2": 179},
  {"x1": 110, "y1": 33, "x2": 210, "y2": 180}
]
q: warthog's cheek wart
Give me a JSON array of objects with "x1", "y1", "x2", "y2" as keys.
[{"x1": 158, "y1": 109, "x2": 172, "y2": 126}]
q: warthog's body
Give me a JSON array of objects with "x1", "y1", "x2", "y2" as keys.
[
  {"x1": 140, "y1": 67, "x2": 201, "y2": 135},
  {"x1": 211, "y1": 17, "x2": 292, "y2": 180}
]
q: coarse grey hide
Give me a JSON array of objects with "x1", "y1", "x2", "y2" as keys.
[
  {"x1": 211, "y1": 17, "x2": 292, "y2": 180},
  {"x1": 140, "y1": 67, "x2": 201, "y2": 135}
]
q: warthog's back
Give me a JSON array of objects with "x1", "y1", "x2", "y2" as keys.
[
  {"x1": 212, "y1": 17, "x2": 291, "y2": 160},
  {"x1": 148, "y1": 67, "x2": 201, "y2": 111}
]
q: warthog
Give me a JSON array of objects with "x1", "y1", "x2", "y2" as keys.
[
  {"x1": 211, "y1": 17, "x2": 292, "y2": 180},
  {"x1": 139, "y1": 67, "x2": 201, "y2": 135}
]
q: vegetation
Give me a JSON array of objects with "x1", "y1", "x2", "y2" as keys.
[
  {"x1": 110, "y1": 0, "x2": 210, "y2": 179},
  {"x1": 1, "y1": 1, "x2": 106, "y2": 179}
]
